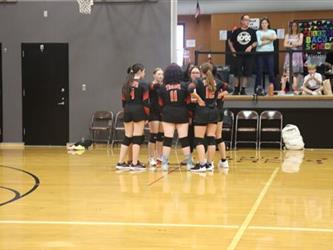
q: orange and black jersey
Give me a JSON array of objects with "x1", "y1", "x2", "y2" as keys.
[
  {"x1": 188, "y1": 79, "x2": 221, "y2": 108},
  {"x1": 149, "y1": 82, "x2": 162, "y2": 114},
  {"x1": 121, "y1": 80, "x2": 149, "y2": 106},
  {"x1": 158, "y1": 82, "x2": 190, "y2": 107},
  {"x1": 216, "y1": 79, "x2": 232, "y2": 109},
  {"x1": 121, "y1": 80, "x2": 150, "y2": 113}
]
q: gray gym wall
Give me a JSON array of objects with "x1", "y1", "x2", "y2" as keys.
[{"x1": 0, "y1": 0, "x2": 171, "y2": 143}]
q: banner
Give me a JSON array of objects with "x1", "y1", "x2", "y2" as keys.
[{"x1": 297, "y1": 19, "x2": 333, "y2": 51}]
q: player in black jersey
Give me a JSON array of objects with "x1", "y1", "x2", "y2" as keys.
[
  {"x1": 213, "y1": 65, "x2": 232, "y2": 170},
  {"x1": 180, "y1": 65, "x2": 201, "y2": 166},
  {"x1": 148, "y1": 67, "x2": 164, "y2": 169},
  {"x1": 116, "y1": 63, "x2": 149, "y2": 171},
  {"x1": 189, "y1": 63, "x2": 220, "y2": 172},
  {"x1": 158, "y1": 64, "x2": 193, "y2": 171}
]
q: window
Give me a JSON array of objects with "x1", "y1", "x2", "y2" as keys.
[{"x1": 176, "y1": 24, "x2": 185, "y2": 66}]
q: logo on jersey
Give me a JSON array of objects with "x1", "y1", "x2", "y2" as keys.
[{"x1": 237, "y1": 31, "x2": 251, "y2": 45}]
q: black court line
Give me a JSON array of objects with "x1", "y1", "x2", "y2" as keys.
[
  {"x1": 0, "y1": 165, "x2": 40, "y2": 207},
  {"x1": 147, "y1": 167, "x2": 178, "y2": 187},
  {"x1": 0, "y1": 186, "x2": 21, "y2": 205}
]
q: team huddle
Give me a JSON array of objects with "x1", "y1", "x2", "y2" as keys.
[{"x1": 116, "y1": 63, "x2": 231, "y2": 172}]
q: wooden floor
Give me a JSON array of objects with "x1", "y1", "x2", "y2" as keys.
[{"x1": 1, "y1": 146, "x2": 333, "y2": 249}]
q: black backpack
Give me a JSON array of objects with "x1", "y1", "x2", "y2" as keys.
[{"x1": 74, "y1": 139, "x2": 93, "y2": 149}]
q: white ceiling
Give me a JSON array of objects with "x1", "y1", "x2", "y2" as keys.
[{"x1": 178, "y1": 0, "x2": 333, "y2": 15}]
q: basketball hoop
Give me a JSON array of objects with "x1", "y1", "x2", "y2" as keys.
[{"x1": 77, "y1": 0, "x2": 94, "y2": 14}]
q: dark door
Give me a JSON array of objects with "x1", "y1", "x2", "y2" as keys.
[
  {"x1": 22, "y1": 43, "x2": 69, "y2": 145},
  {"x1": 0, "y1": 43, "x2": 2, "y2": 142}
]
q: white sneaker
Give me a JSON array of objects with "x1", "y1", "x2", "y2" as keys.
[
  {"x1": 149, "y1": 158, "x2": 157, "y2": 167},
  {"x1": 218, "y1": 160, "x2": 229, "y2": 169}
]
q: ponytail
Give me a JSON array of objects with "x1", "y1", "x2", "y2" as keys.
[
  {"x1": 122, "y1": 63, "x2": 145, "y2": 101},
  {"x1": 201, "y1": 63, "x2": 216, "y2": 92}
]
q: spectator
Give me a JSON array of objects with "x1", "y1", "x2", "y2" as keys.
[
  {"x1": 283, "y1": 21, "x2": 304, "y2": 93},
  {"x1": 255, "y1": 17, "x2": 277, "y2": 94},
  {"x1": 228, "y1": 14, "x2": 257, "y2": 95},
  {"x1": 302, "y1": 64, "x2": 323, "y2": 95}
]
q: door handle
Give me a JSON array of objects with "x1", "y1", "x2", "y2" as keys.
[{"x1": 57, "y1": 101, "x2": 65, "y2": 106}]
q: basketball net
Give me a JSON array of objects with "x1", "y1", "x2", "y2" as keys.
[{"x1": 77, "y1": 0, "x2": 94, "y2": 14}]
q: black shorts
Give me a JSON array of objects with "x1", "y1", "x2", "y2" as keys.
[
  {"x1": 148, "y1": 112, "x2": 162, "y2": 122},
  {"x1": 162, "y1": 106, "x2": 189, "y2": 124},
  {"x1": 218, "y1": 109, "x2": 224, "y2": 122},
  {"x1": 123, "y1": 104, "x2": 147, "y2": 122},
  {"x1": 232, "y1": 55, "x2": 254, "y2": 77},
  {"x1": 193, "y1": 106, "x2": 219, "y2": 125}
]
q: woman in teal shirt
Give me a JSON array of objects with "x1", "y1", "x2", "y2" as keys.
[{"x1": 255, "y1": 17, "x2": 277, "y2": 94}]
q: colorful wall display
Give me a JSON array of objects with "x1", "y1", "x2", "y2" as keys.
[{"x1": 297, "y1": 19, "x2": 333, "y2": 50}]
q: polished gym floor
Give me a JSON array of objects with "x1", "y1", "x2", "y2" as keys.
[{"x1": 1, "y1": 146, "x2": 333, "y2": 249}]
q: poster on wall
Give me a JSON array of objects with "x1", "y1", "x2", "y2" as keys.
[
  {"x1": 249, "y1": 18, "x2": 260, "y2": 30},
  {"x1": 297, "y1": 19, "x2": 333, "y2": 51}
]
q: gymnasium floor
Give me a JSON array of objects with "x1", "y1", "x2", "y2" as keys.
[{"x1": 1, "y1": 146, "x2": 333, "y2": 249}]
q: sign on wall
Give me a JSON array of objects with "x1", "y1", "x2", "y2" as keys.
[
  {"x1": 249, "y1": 18, "x2": 260, "y2": 30},
  {"x1": 297, "y1": 19, "x2": 333, "y2": 50}
]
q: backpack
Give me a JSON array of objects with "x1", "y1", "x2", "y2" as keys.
[
  {"x1": 74, "y1": 139, "x2": 93, "y2": 149},
  {"x1": 282, "y1": 124, "x2": 305, "y2": 150}
]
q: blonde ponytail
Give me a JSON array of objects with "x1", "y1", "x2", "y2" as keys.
[{"x1": 201, "y1": 63, "x2": 216, "y2": 92}]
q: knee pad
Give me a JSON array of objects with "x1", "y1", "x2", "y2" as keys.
[
  {"x1": 132, "y1": 135, "x2": 144, "y2": 145},
  {"x1": 149, "y1": 133, "x2": 157, "y2": 143},
  {"x1": 157, "y1": 132, "x2": 164, "y2": 142},
  {"x1": 163, "y1": 137, "x2": 173, "y2": 147},
  {"x1": 194, "y1": 137, "x2": 205, "y2": 147},
  {"x1": 215, "y1": 138, "x2": 223, "y2": 145},
  {"x1": 206, "y1": 136, "x2": 216, "y2": 146},
  {"x1": 179, "y1": 137, "x2": 190, "y2": 148},
  {"x1": 122, "y1": 136, "x2": 132, "y2": 146}
]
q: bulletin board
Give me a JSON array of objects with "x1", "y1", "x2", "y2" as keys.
[{"x1": 296, "y1": 19, "x2": 333, "y2": 51}]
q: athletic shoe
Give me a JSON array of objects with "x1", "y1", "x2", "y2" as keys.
[
  {"x1": 149, "y1": 159, "x2": 157, "y2": 171},
  {"x1": 162, "y1": 162, "x2": 169, "y2": 172},
  {"x1": 206, "y1": 162, "x2": 214, "y2": 171},
  {"x1": 67, "y1": 144, "x2": 76, "y2": 151},
  {"x1": 67, "y1": 150, "x2": 84, "y2": 155},
  {"x1": 218, "y1": 160, "x2": 229, "y2": 169},
  {"x1": 190, "y1": 163, "x2": 206, "y2": 172},
  {"x1": 116, "y1": 162, "x2": 130, "y2": 170},
  {"x1": 130, "y1": 163, "x2": 146, "y2": 171},
  {"x1": 73, "y1": 145, "x2": 85, "y2": 151},
  {"x1": 149, "y1": 158, "x2": 157, "y2": 167},
  {"x1": 240, "y1": 88, "x2": 247, "y2": 95}
]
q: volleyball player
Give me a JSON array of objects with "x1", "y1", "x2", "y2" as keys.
[
  {"x1": 180, "y1": 65, "x2": 201, "y2": 165},
  {"x1": 189, "y1": 63, "x2": 220, "y2": 172},
  {"x1": 116, "y1": 63, "x2": 149, "y2": 171},
  {"x1": 148, "y1": 68, "x2": 164, "y2": 169},
  {"x1": 159, "y1": 64, "x2": 193, "y2": 171},
  {"x1": 213, "y1": 66, "x2": 231, "y2": 169}
]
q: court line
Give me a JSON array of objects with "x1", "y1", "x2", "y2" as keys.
[
  {"x1": 0, "y1": 165, "x2": 40, "y2": 207},
  {"x1": 0, "y1": 220, "x2": 238, "y2": 229},
  {"x1": 227, "y1": 167, "x2": 279, "y2": 250},
  {"x1": 147, "y1": 167, "x2": 178, "y2": 186},
  {"x1": 1, "y1": 220, "x2": 333, "y2": 234},
  {"x1": 249, "y1": 225, "x2": 333, "y2": 233}
]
